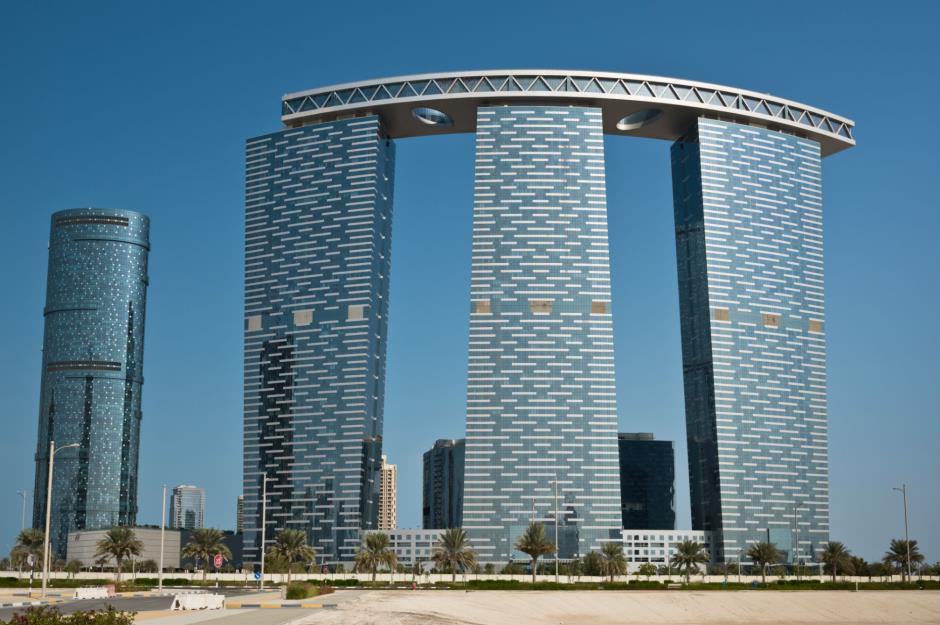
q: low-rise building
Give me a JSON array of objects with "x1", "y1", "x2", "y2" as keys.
[
  {"x1": 621, "y1": 529, "x2": 713, "y2": 572},
  {"x1": 67, "y1": 527, "x2": 182, "y2": 569},
  {"x1": 364, "y1": 528, "x2": 443, "y2": 568}
]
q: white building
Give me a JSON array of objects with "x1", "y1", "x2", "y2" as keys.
[
  {"x1": 621, "y1": 530, "x2": 713, "y2": 572},
  {"x1": 365, "y1": 528, "x2": 442, "y2": 567},
  {"x1": 378, "y1": 456, "x2": 397, "y2": 530}
]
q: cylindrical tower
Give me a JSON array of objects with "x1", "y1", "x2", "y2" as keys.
[{"x1": 33, "y1": 208, "x2": 150, "y2": 559}]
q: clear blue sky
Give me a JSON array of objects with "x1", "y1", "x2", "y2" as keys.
[{"x1": 1, "y1": 1, "x2": 937, "y2": 564}]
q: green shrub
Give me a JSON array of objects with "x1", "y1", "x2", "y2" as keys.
[
  {"x1": 0, "y1": 606, "x2": 134, "y2": 625},
  {"x1": 286, "y1": 582, "x2": 328, "y2": 599}
]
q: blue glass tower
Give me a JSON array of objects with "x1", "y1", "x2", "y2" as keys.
[
  {"x1": 243, "y1": 116, "x2": 394, "y2": 564},
  {"x1": 463, "y1": 105, "x2": 622, "y2": 561},
  {"x1": 33, "y1": 208, "x2": 150, "y2": 559},
  {"x1": 672, "y1": 119, "x2": 829, "y2": 563}
]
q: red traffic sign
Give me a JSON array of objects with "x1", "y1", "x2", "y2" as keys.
[{"x1": 214, "y1": 554, "x2": 223, "y2": 568}]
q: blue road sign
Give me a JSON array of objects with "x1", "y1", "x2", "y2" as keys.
[{"x1": 254, "y1": 571, "x2": 262, "y2": 581}]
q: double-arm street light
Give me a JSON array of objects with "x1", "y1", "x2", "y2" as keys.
[
  {"x1": 892, "y1": 484, "x2": 912, "y2": 580},
  {"x1": 41, "y1": 441, "x2": 79, "y2": 597}
]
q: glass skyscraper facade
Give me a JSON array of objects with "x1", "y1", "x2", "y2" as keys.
[
  {"x1": 463, "y1": 106, "x2": 622, "y2": 561},
  {"x1": 243, "y1": 116, "x2": 394, "y2": 564},
  {"x1": 422, "y1": 438, "x2": 465, "y2": 530},
  {"x1": 617, "y1": 433, "x2": 675, "y2": 530},
  {"x1": 672, "y1": 119, "x2": 829, "y2": 563},
  {"x1": 33, "y1": 208, "x2": 150, "y2": 559},
  {"x1": 169, "y1": 484, "x2": 205, "y2": 529}
]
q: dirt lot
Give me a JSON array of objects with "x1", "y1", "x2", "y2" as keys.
[{"x1": 296, "y1": 589, "x2": 940, "y2": 625}]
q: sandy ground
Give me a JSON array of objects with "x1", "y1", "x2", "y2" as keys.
[{"x1": 295, "y1": 590, "x2": 940, "y2": 625}]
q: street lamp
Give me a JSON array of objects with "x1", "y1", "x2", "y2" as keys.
[
  {"x1": 41, "y1": 441, "x2": 78, "y2": 597},
  {"x1": 551, "y1": 479, "x2": 559, "y2": 583},
  {"x1": 892, "y1": 484, "x2": 912, "y2": 580},
  {"x1": 17, "y1": 491, "x2": 29, "y2": 531},
  {"x1": 158, "y1": 485, "x2": 167, "y2": 591},
  {"x1": 259, "y1": 474, "x2": 273, "y2": 590}
]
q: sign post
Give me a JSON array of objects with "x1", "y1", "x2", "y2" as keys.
[{"x1": 214, "y1": 554, "x2": 223, "y2": 588}]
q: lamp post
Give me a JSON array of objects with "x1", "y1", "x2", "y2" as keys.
[
  {"x1": 551, "y1": 479, "x2": 559, "y2": 582},
  {"x1": 892, "y1": 484, "x2": 911, "y2": 580},
  {"x1": 158, "y1": 485, "x2": 167, "y2": 591},
  {"x1": 41, "y1": 441, "x2": 78, "y2": 597},
  {"x1": 17, "y1": 491, "x2": 28, "y2": 530},
  {"x1": 259, "y1": 475, "x2": 272, "y2": 590}
]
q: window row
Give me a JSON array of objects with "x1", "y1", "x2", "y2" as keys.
[{"x1": 247, "y1": 304, "x2": 367, "y2": 332}]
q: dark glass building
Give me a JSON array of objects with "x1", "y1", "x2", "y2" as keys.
[
  {"x1": 243, "y1": 117, "x2": 394, "y2": 564},
  {"x1": 33, "y1": 208, "x2": 150, "y2": 559},
  {"x1": 422, "y1": 439, "x2": 464, "y2": 529},
  {"x1": 617, "y1": 433, "x2": 675, "y2": 530}
]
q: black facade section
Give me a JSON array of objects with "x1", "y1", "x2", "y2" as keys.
[
  {"x1": 422, "y1": 439, "x2": 464, "y2": 529},
  {"x1": 617, "y1": 433, "x2": 676, "y2": 530}
]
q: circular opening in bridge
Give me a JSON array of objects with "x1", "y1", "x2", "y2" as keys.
[
  {"x1": 411, "y1": 107, "x2": 454, "y2": 128},
  {"x1": 616, "y1": 108, "x2": 663, "y2": 131}
]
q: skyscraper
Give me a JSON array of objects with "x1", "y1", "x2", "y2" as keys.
[
  {"x1": 236, "y1": 495, "x2": 244, "y2": 533},
  {"x1": 463, "y1": 105, "x2": 622, "y2": 560},
  {"x1": 270, "y1": 69, "x2": 853, "y2": 565},
  {"x1": 243, "y1": 116, "x2": 394, "y2": 564},
  {"x1": 617, "y1": 433, "x2": 675, "y2": 530},
  {"x1": 422, "y1": 438, "x2": 465, "y2": 530},
  {"x1": 672, "y1": 118, "x2": 830, "y2": 563},
  {"x1": 33, "y1": 208, "x2": 150, "y2": 559},
  {"x1": 378, "y1": 455, "x2": 397, "y2": 530},
  {"x1": 169, "y1": 484, "x2": 205, "y2": 530}
]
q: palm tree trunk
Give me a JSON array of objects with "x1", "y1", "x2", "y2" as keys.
[
  {"x1": 287, "y1": 565, "x2": 292, "y2": 586},
  {"x1": 116, "y1": 559, "x2": 122, "y2": 584},
  {"x1": 452, "y1": 568, "x2": 456, "y2": 583},
  {"x1": 761, "y1": 565, "x2": 766, "y2": 584},
  {"x1": 372, "y1": 566, "x2": 376, "y2": 582},
  {"x1": 531, "y1": 558, "x2": 537, "y2": 584}
]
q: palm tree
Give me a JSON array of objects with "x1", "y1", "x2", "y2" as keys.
[
  {"x1": 514, "y1": 522, "x2": 554, "y2": 583},
  {"x1": 672, "y1": 540, "x2": 709, "y2": 584},
  {"x1": 599, "y1": 542, "x2": 627, "y2": 582},
  {"x1": 64, "y1": 560, "x2": 82, "y2": 579},
  {"x1": 581, "y1": 551, "x2": 603, "y2": 577},
  {"x1": 354, "y1": 532, "x2": 397, "y2": 581},
  {"x1": 11, "y1": 529, "x2": 44, "y2": 579},
  {"x1": 269, "y1": 529, "x2": 316, "y2": 586},
  {"x1": 181, "y1": 528, "x2": 232, "y2": 584},
  {"x1": 94, "y1": 527, "x2": 142, "y2": 583},
  {"x1": 431, "y1": 528, "x2": 477, "y2": 582},
  {"x1": 884, "y1": 539, "x2": 925, "y2": 581},
  {"x1": 820, "y1": 541, "x2": 852, "y2": 582},
  {"x1": 746, "y1": 541, "x2": 782, "y2": 584}
]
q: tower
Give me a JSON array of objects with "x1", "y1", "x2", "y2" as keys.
[{"x1": 33, "y1": 208, "x2": 150, "y2": 559}]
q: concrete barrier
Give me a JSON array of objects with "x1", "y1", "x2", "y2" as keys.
[
  {"x1": 74, "y1": 587, "x2": 113, "y2": 600},
  {"x1": 171, "y1": 593, "x2": 224, "y2": 610}
]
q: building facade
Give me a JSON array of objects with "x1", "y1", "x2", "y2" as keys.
[
  {"x1": 378, "y1": 455, "x2": 397, "y2": 530},
  {"x1": 259, "y1": 70, "x2": 852, "y2": 566},
  {"x1": 33, "y1": 208, "x2": 150, "y2": 559},
  {"x1": 243, "y1": 116, "x2": 394, "y2": 565},
  {"x1": 236, "y1": 495, "x2": 244, "y2": 534},
  {"x1": 367, "y1": 528, "x2": 443, "y2": 568},
  {"x1": 463, "y1": 105, "x2": 622, "y2": 560},
  {"x1": 422, "y1": 438, "x2": 465, "y2": 530},
  {"x1": 621, "y1": 529, "x2": 712, "y2": 573},
  {"x1": 68, "y1": 527, "x2": 180, "y2": 569},
  {"x1": 169, "y1": 485, "x2": 205, "y2": 530},
  {"x1": 618, "y1": 433, "x2": 675, "y2": 530},
  {"x1": 672, "y1": 119, "x2": 829, "y2": 563}
]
